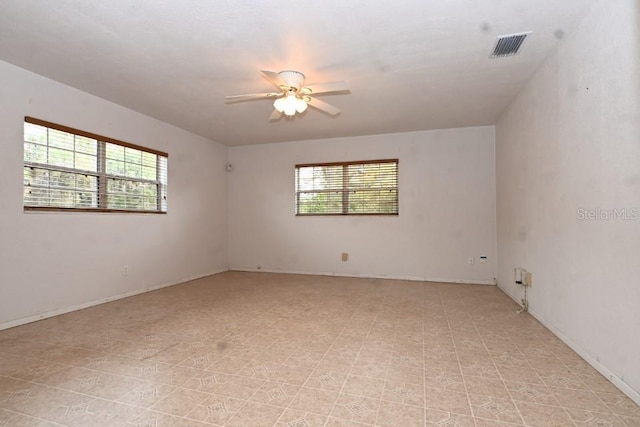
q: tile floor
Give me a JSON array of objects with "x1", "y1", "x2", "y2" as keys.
[{"x1": 0, "y1": 272, "x2": 638, "y2": 426}]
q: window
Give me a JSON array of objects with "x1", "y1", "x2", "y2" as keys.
[
  {"x1": 295, "y1": 159, "x2": 398, "y2": 215},
  {"x1": 23, "y1": 117, "x2": 168, "y2": 213}
]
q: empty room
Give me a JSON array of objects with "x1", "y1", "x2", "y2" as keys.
[{"x1": 0, "y1": 1, "x2": 638, "y2": 426}]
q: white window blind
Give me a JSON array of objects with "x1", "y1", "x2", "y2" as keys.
[
  {"x1": 23, "y1": 117, "x2": 168, "y2": 213},
  {"x1": 295, "y1": 159, "x2": 399, "y2": 215}
]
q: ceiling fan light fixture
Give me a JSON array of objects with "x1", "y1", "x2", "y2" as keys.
[
  {"x1": 283, "y1": 94, "x2": 297, "y2": 116},
  {"x1": 274, "y1": 92, "x2": 307, "y2": 116},
  {"x1": 295, "y1": 97, "x2": 308, "y2": 113},
  {"x1": 273, "y1": 96, "x2": 286, "y2": 113}
]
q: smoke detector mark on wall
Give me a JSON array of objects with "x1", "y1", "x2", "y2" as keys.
[{"x1": 491, "y1": 32, "x2": 531, "y2": 58}]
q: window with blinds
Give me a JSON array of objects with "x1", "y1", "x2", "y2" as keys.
[
  {"x1": 23, "y1": 117, "x2": 168, "y2": 213},
  {"x1": 295, "y1": 159, "x2": 399, "y2": 215}
]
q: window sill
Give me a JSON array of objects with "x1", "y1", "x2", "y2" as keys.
[
  {"x1": 295, "y1": 213, "x2": 398, "y2": 216},
  {"x1": 24, "y1": 206, "x2": 167, "y2": 214}
]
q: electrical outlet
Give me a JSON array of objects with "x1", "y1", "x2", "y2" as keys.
[
  {"x1": 468, "y1": 256, "x2": 474, "y2": 265},
  {"x1": 480, "y1": 256, "x2": 487, "y2": 264},
  {"x1": 122, "y1": 265, "x2": 129, "y2": 276},
  {"x1": 342, "y1": 252, "x2": 349, "y2": 262}
]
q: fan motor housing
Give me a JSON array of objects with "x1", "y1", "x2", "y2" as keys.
[{"x1": 278, "y1": 70, "x2": 305, "y2": 91}]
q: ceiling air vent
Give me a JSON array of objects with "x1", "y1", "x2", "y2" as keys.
[{"x1": 490, "y1": 32, "x2": 531, "y2": 58}]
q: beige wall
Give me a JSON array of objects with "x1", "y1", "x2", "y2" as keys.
[
  {"x1": 228, "y1": 126, "x2": 497, "y2": 284},
  {"x1": 496, "y1": 0, "x2": 640, "y2": 401},
  {"x1": 0, "y1": 60, "x2": 229, "y2": 327}
]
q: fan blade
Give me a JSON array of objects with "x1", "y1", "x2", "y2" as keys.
[
  {"x1": 269, "y1": 109, "x2": 282, "y2": 121},
  {"x1": 307, "y1": 97, "x2": 341, "y2": 116},
  {"x1": 261, "y1": 70, "x2": 287, "y2": 89},
  {"x1": 225, "y1": 92, "x2": 280, "y2": 102},
  {"x1": 301, "y1": 81, "x2": 350, "y2": 95}
]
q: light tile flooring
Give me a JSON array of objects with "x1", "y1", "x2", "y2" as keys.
[{"x1": 1, "y1": 272, "x2": 638, "y2": 427}]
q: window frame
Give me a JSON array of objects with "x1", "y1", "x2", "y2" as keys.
[
  {"x1": 23, "y1": 116, "x2": 168, "y2": 214},
  {"x1": 295, "y1": 158, "x2": 399, "y2": 216}
]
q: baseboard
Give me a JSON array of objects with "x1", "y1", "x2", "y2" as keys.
[
  {"x1": 425, "y1": 277, "x2": 495, "y2": 286},
  {"x1": 230, "y1": 267, "x2": 496, "y2": 286},
  {"x1": 497, "y1": 283, "x2": 640, "y2": 406},
  {"x1": 0, "y1": 269, "x2": 228, "y2": 331}
]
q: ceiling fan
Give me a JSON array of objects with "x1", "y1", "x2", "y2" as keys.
[{"x1": 225, "y1": 70, "x2": 350, "y2": 120}]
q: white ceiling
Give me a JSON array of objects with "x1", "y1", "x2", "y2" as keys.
[{"x1": 0, "y1": 0, "x2": 592, "y2": 146}]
